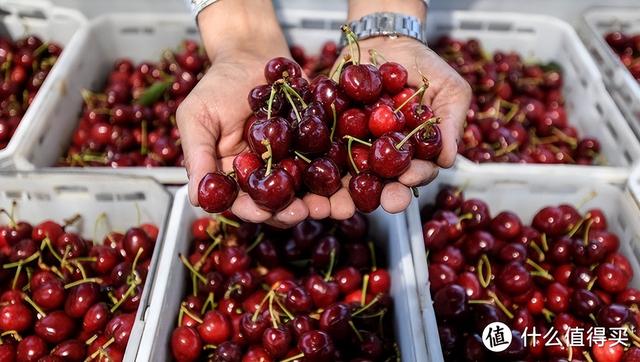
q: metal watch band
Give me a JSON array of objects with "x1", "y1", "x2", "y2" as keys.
[
  {"x1": 340, "y1": 12, "x2": 427, "y2": 48},
  {"x1": 186, "y1": 0, "x2": 220, "y2": 18}
]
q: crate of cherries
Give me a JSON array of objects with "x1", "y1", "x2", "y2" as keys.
[
  {"x1": 433, "y1": 36, "x2": 603, "y2": 166},
  {"x1": 198, "y1": 28, "x2": 442, "y2": 214},
  {"x1": 604, "y1": 31, "x2": 640, "y2": 83},
  {"x1": 410, "y1": 173, "x2": 640, "y2": 361}
]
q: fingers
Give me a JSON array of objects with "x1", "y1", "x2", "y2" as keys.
[
  {"x1": 380, "y1": 182, "x2": 412, "y2": 214},
  {"x1": 176, "y1": 98, "x2": 220, "y2": 206},
  {"x1": 231, "y1": 194, "x2": 271, "y2": 224},
  {"x1": 270, "y1": 199, "x2": 310, "y2": 227},
  {"x1": 303, "y1": 194, "x2": 332, "y2": 220},
  {"x1": 329, "y1": 185, "x2": 356, "y2": 220},
  {"x1": 398, "y1": 160, "x2": 439, "y2": 187}
]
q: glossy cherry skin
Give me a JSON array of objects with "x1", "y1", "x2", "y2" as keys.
[
  {"x1": 368, "y1": 104, "x2": 406, "y2": 137},
  {"x1": 264, "y1": 57, "x2": 302, "y2": 83},
  {"x1": 462, "y1": 230, "x2": 496, "y2": 261},
  {"x1": 429, "y1": 263, "x2": 457, "y2": 292},
  {"x1": 0, "y1": 302, "x2": 33, "y2": 332},
  {"x1": 532, "y1": 206, "x2": 566, "y2": 236},
  {"x1": 348, "y1": 172, "x2": 383, "y2": 213},
  {"x1": 319, "y1": 303, "x2": 352, "y2": 340},
  {"x1": 83, "y1": 302, "x2": 110, "y2": 334},
  {"x1": 64, "y1": 282, "x2": 100, "y2": 318},
  {"x1": 123, "y1": 226, "x2": 153, "y2": 261},
  {"x1": 263, "y1": 326, "x2": 292, "y2": 358},
  {"x1": 337, "y1": 108, "x2": 368, "y2": 139},
  {"x1": 413, "y1": 125, "x2": 442, "y2": 161},
  {"x1": 171, "y1": 326, "x2": 202, "y2": 362},
  {"x1": 248, "y1": 116, "x2": 293, "y2": 161},
  {"x1": 303, "y1": 158, "x2": 341, "y2": 197},
  {"x1": 433, "y1": 283, "x2": 467, "y2": 320},
  {"x1": 51, "y1": 339, "x2": 86, "y2": 361},
  {"x1": 34, "y1": 311, "x2": 75, "y2": 344},
  {"x1": 368, "y1": 132, "x2": 412, "y2": 178},
  {"x1": 197, "y1": 310, "x2": 231, "y2": 344},
  {"x1": 32, "y1": 279, "x2": 65, "y2": 311},
  {"x1": 598, "y1": 304, "x2": 631, "y2": 328},
  {"x1": 497, "y1": 262, "x2": 532, "y2": 296},
  {"x1": 295, "y1": 115, "x2": 330, "y2": 155},
  {"x1": 298, "y1": 330, "x2": 335, "y2": 362},
  {"x1": 379, "y1": 61, "x2": 408, "y2": 94},
  {"x1": 233, "y1": 152, "x2": 262, "y2": 192},
  {"x1": 490, "y1": 211, "x2": 522, "y2": 240},
  {"x1": 460, "y1": 199, "x2": 491, "y2": 230},
  {"x1": 198, "y1": 172, "x2": 239, "y2": 213},
  {"x1": 16, "y1": 335, "x2": 47, "y2": 362},
  {"x1": 211, "y1": 341, "x2": 242, "y2": 362},
  {"x1": 597, "y1": 263, "x2": 629, "y2": 293},
  {"x1": 247, "y1": 168, "x2": 295, "y2": 212},
  {"x1": 370, "y1": 269, "x2": 391, "y2": 294},
  {"x1": 339, "y1": 64, "x2": 382, "y2": 103}
]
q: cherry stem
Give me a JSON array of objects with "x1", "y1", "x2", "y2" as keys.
[
  {"x1": 625, "y1": 324, "x2": 640, "y2": 344},
  {"x1": 582, "y1": 219, "x2": 594, "y2": 247},
  {"x1": 330, "y1": 56, "x2": 348, "y2": 83},
  {"x1": 141, "y1": 120, "x2": 148, "y2": 155},
  {"x1": 261, "y1": 140, "x2": 273, "y2": 176},
  {"x1": 266, "y1": 84, "x2": 277, "y2": 120},
  {"x1": 200, "y1": 292, "x2": 215, "y2": 315},
  {"x1": 551, "y1": 128, "x2": 578, "y2": 149},
  {"x1": 283, "y1": 88, "x2": 302, "y2": 124},
  {"x1": 323, "y1": 249, "x2": 337, "y2": 281},
  {"x1": 396, "y1": 117, "x2": 440, "y2": 150},
  {"x1": 0, "y1": 330, "x2": 21, "y2": 342},
  {"x1": 477, "y1": 254, "x2": 492, "y2": 288},
  {"x1": 352, "y1": 295, "x2": 380, "y2": 317},
  {"x1": 540, "y1": 233, "x2": 549, "y2": 252},
  {"x1": 393, "y1": 84, "x2": 427, "y2": 113},
  {"x1": 3, "y1": 251, "x2": 40, "y2": 269},
  {"x1": 274, "y1": 297, "x2": 294, "y2": 321},
  {"x1": 179, "y1": 254, "x2": 207, "y2": 283},
  {"x1": 344, "y1": 135, "x2": 372, "y2": 175},
  {"x1": 486, "y1": 290, "x2": 513, "y2": 319},
  {"x1": 294, "y1": 151, "x2": 311, "y2": 164},
  {"x1": 494, "y1": 142, "x2": 519, "y2": 157},
  {"x1": 360, "y1": 274, "x2": 370, "y2": 307},
  {"x1": 64, "y1": 278, "x2": 102, "y2": 290},
  {"x1": 85, "y1": 337, "x2": 115, "y2": 362},
  {"x1": 587, "y1": 276, "x2": 597, "y2": 291},
  {"x1": 368, "y1": 242, "x2": 378, "y2": 271},
  {"x1": 110, "y1": 283, "x2": 137, "y2": 313},
  {"x1": 224, "y1": 284, "x2": 240, "y2": 300},
  {"x1": 528, "y1": 241, "x2": 545, "y2": 262},
  {"x1": 341, "y1": 25, "x2": 361, "y2": 65},
  {"x1": 526, "y1": 258, "x2": 553, "y2": 281},
  {"x1": 329, "y1": 103, "x2": 337, "y2": 142},
  {"x1": 582, "y1": 351, "x2": 594, "y2": 362},
  {"x1": 349, "y1": 320, "x2": 364, "y2": 342},
  {"x1": 0, "y1": 206, "x2": 16, "y2": 228},
  {"x1": 194, "y1": 236, "x2": 222, "y2": 271},
  {"x1": 468, "y1": 299, "x2": 494, "y2": 305},
  {"x1": 280, "y1": 353, "x2": 305, "y2": 362},
  {"x1": 215, "y1": 215, "x2": 240, "y2": 229},
  {"x1": 246, "y1": 232, "x2": 265, "y2": 253},
  {"x1": 181, "y1": 303, "x2": 203, "y2": 324},
  {"x1": 268, "y1": 292, "x2": 278, "y2": 328},
  {"x1": 131, "y1": 248, "x2": 145, "y2": 273},
  {"x1": 281, "y1": 81, "x2": 307, "y2": 109},
  {"x1": 541, "y1": 308, "x2": 555, "y2": 323},
  {"x1": 252, "y1": 288, "x2": 274, "y2": 322},
  {"x1": 22, "y1": 293, "x2": 46, "y2": 319},
  {"x1": 368, "y1": 49, "x2": 387, "y2": 66}
]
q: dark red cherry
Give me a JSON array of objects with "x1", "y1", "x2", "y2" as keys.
[
  {"x1": 246, "y1": 168, "x2": 295, "y2": 212},
  {"x1": 264, "y1": 57, "x2": 302, "y2": 83},
  {"x1": 298, "y1": 330, "x2": 335, "y2": 362},
  {"x1": 319, "y1": 303, "x2": 351, "y2": 339},
  {"x1": 248, "y1": 117, "x2": 293, "y2": 161},
  {"x1": 348, "y1": 172, "x2": 383, "y2": 213},
  {"x1": 413, "y1": 125, "x2": 442, "y2": 161},
  {"x1": 34, "y1": 311, "x2": 74, "y2": 343},
  {"x1": 368, "y1": 132, "x2": 412, "y2": 178},
  {"x1": 339, "y1": 64, "x2": 382, "y2": 103},
  {"x1": 171, "y1": 326, "x2": 202, "y2": 362},
  {"x1": 379, "y1": 62, "x2": 408, "y2": 94},
  {"x1": 337, "y1": 108, "x2": 368, "y2": 139},
  {"x1": 303, "y1": 158, "x2": 341, "y2": 197},
  {"x1": 198, "y1": 172, "x2": 239, "y2": 213},
  {"x1": 368, "y1": 104, "x2": 405, "y2": 138}
]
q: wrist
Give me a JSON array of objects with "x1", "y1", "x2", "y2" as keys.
[
  {"x1": 347, "y1": 0, "x2": 427, "y2": 22},
  {"x1": 197, "y1": 0, "x2": 286, "y2": 61}
]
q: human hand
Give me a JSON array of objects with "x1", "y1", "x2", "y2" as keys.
[{"x1": 178, "y1": 1, "x2": 310, "y2": 228}]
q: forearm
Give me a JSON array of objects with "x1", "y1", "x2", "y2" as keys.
[
  {"x1": 347, "y1": 0, "x2": 427, "y2": 21},
  {"x1": 196, "y1": 0, "x2": 285, "y2": 60}
]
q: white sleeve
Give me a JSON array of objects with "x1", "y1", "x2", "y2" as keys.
[{"x1": 185, "y1": 0, "x2": 220, "y2": 18}]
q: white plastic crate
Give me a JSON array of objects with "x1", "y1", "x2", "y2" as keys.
[
  {"x1": 0, "y1": 171, "x2": 172, "y2": 361},
  {"x1": 406, "y1": 168, "x2": 640, "y2": 361},
  {"x1": 138, "y1": 185, "x2": 429, "y2": 361},
  {"x1": 427, "y1": 11, "x2": 640, "y2": 183},
  {"x1": 580, "y1": 7, "x2": 640, "y2": 139},
  {"x1": 10, "y1": 9, "x2": 346, "y2": 184},
  {"x1": 0, "y1": 0, "x2": 85, "y2": 169}
]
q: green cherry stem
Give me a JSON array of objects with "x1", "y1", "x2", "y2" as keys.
[
  {"x1": 360, "y1": 274, "x2": 370, "y2": 307},
  {"x1": 323, "y1": 249, "x2": 336, "y2": 282},
  {"x1": 179, "y1": 254, "x2": 207, "y2": 283},
  {"x1": 246, "y1": 232, "x2": 265, "y2": 253},
  {"x1": 329, "y1": 103, "x2": 337, "y2": 142},
  {"x1": 343, "y1": 135, "x2": 372, "y2": 175},
  {"x1": 294, "y1": 151, "x2": 311, "y2": 164},
  {"x1": 367, "y1": 242, "x2": 377, "y2": 271},
  {"x1": 280, "y1": 353, "x2": 305, "y2": 362},
  {"x1": 341, "y1": 25, "x2": 361, "y2": 65},
  {"x1": 266, "y1": 84, "x2": 277, "y2": 120},
  {"x1": 262, "y1": 140, "x2": 273, "y2": 176},
  {"x1": 283, "y1": 88, "x2": 302, "y2": 124},
  {"x1": 396, "y1": 117, "x2": 440, "y2": 150},
  {"x1": 393, "y1": 82, "x2": 428, "y2": 113}
]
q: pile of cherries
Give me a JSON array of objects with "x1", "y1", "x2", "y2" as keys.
[
  {"x1": 199, "y1": 30, "x2": 442, "y2": 214},
  {"x1": 170, "y1": 213, "x2": 397, "y2": 362},
  {"x1": 0, "y1": 35, "x2": 62, "y2": 150},
  {"x1": 290, "y1": 41, "x2": 340, "y2": 79},
  {"x1": 423, "y1": 185, "x2": 640, "y2": 361},
  {"x1": 0, "y1": 206, "x2": 158, "y2": 361},
  {"x1": 59, "y1": 39, "x2": 210, "y2": 168},
  {"x1": 604, "y1": 32, "x2": 640, "y2": 83},
  {"x1": 434, "y1": 36, "x2": 602, "y2": 165}
]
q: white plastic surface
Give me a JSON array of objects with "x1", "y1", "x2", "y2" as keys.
[
  {"x1": 427, "y1": 11, "x2": 640, "y2": 183},
  {"x1": 406, "y1": 168, "x2": 640, "y2": 361},
  {"x1": 0, "y1": 171, "x2": 173, "y2": 361},
  {"x1": 0, "y1": 0, "x2": 85, "y2": 169},
  {"x1": 580, "y1": 7, "x2": 640, "y2": 139},
  {"x1": 139, "y1": 186, "x2": 429, "y2": 362},
  {"x1": 11, "y1": 9, "x2": 346, "y2": 185}
]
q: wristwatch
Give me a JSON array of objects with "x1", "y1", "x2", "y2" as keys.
[
  {"x1": 339, "y1": 12, "x2": 427, "y2": 48},
  {"x1": 186, "y1": 0, "x2": 220, "y2": 18}
]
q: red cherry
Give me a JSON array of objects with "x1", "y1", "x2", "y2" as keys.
[
  {"x1": 368, "y1": 104, "x2": 406, "y2": 137},
  {"x1": 339, "y1": 63, "x2": 382, "y2": 103},
  {"x1": 379, "y1": 62, "x2": 408, "y2": 94},
  {"x1": 197, "y1": 172, "x2": 239, "y2": 213},
  {"x1": 197, "y1": 310, "x2": 231, "y2": 344},
  {"x1": 171, "y1": 326, "x2": 202, "y2": 362}
]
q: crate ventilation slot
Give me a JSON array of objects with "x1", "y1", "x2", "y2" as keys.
[
  {"x1": 18, "y1": 9, "x2": 46, "y2": 20},
  {"x1": 54, "y1": 185, "x2": 89, "y2": 194},
  {"x1": 121, "y1": 27, "x2": 155, "y2": 35}
]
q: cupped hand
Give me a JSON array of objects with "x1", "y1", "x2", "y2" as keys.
[
  {"x1": 177, "y1": 41, "x2": 311, "y2": 228},
  {"x1": 303, "y1": 36, "x2": 471, "y2": 219}
]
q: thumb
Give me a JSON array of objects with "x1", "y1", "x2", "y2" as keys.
[{"x1": 176, "y1": 99, "x2": 220, "y2": 206}]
